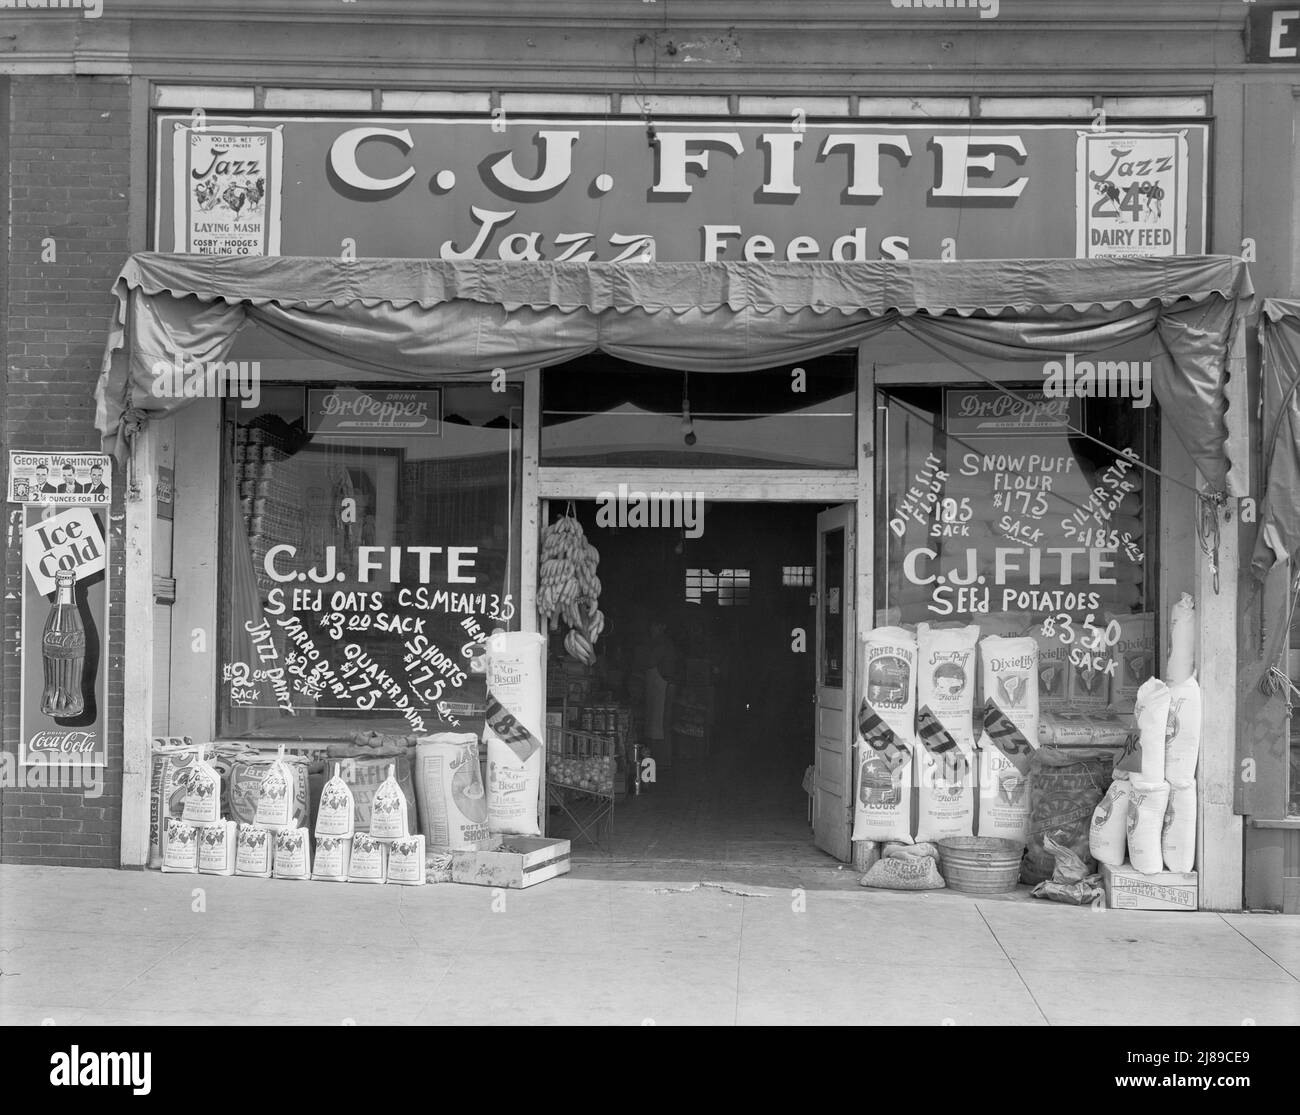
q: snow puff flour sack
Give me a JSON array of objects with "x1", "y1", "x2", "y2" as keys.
[
  {"x1": 414, "y1": 733, "x2": 489, "y2": 849},
  {"x1": 1162, "y1": 780, "x2": 1196, "y2": 873},
  {"x1": 273, "y1": 827, "x2": 311, "y2": 881},
  {"x1": 914, "y1": 707, "x2": 974, "y2": 842},
  {"x1": 917, "y1": 623, "x2": 979, "y2": 747},
  {"x1": 980, "y1": 635, "x2": 1040, "y2": 744},
  {"x1": 254, "y1": 744, "x2": 296, "y2": 830},
  {"x1": 197, "y1": 821, "x2": 237, "y2": 876},
  {"x1": 1117, "y1": 677, "x2": 1169, "y2": 785},
  {"x1": 862, "y1": 627, "x2": 917, "y2": 738},
  {"x1": 315, "y1": 763, "x2": 355, "y2": 838},
  {"x1": 976, "y1": 699, "x2": 1036, "y2": 843},
  {"x1": 312, "y1": 834, "x2": 351, "y2": 882},
  {"x1": 387, "y1": 835, "x2": 426, "y2": 885},
  {"x1": 181, "y1": 744, "x2": 221, "y2": 825},
  {"x1": 161, "y1": 818, "x2": 199, "y2": 873},
  {"x1": 235, "y1": 823, "x2": 273, "y2": 878},
  {"x1": 368, "y1": 765, "x2": 410, "y2": 840},
  {"x1": 1088, "y1": 778, "x2": 1132, "y2": 866},
  {"x1": 1163, "y1": 676, "x2": 1202, "y2": 787},
  {"x1": 348, "y1": 832, "x2": 388, "y2": 883},
  {"x1": 484, "y1": 632, "x2": 546, "y2": 836},
  {"x1": 1126, "y1": 780, "x2": 1170, "y2": 875}
]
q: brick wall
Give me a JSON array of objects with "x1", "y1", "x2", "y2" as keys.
[{"x1": 1, "y1": 75, "x2": 131, "y2": 867}]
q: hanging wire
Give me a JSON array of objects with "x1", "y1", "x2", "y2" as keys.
[{"x1": 1259, "y1": 566, "x2": 1300, "y2": 707}]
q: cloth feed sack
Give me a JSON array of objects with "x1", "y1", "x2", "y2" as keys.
[
  {"x1": 1116, "y1": 677, "x2": 1168, "y2": 785},
  {"x1": 859, "y1": 842, "x2": 945, "y2": 891},
  {"x1": 235, "y1": 823, "x2": 274, "y2": 878},
  {"x1": 368, "y1": 765, "x2": 410, "y2": 840},
  {"x1": 229, "y1": 751, "x2": 311, "y2": 831},
  {"x1": 976, "y1": 699, "x2": 1036, "y2": 843},
  {"x1": 254, "y1": 744, "x2": 296, "y2": 830},
  {"x1": 916, "y1": 623, "x2": 979, "y2": 747},
  {"x1": 334, "y1": 753, "x2": 417, "y2": 832},
  {"x1": 161, "y1": 818, "x2": 199, "y2": 873},
  {"x1": 414, "y1": 733, "x2": 489, "y2": 849},
  {"x1": 914, "y1": 707, "x2": 975, "y2": 842},
  {"x1": 1088, "y1": 776, "x2": 1131, "y2": 866},
  {"x1": 148, "y1": 739, "x2": 200, "y2": 868},
  {"x1": 348, "y1": 832, "x2": 388, "y2": 883},
  {"x1": 980, "y1": 635, "x2": 1040, "y2": 745},
  {"x1": 1021, "y1": 747, "x2": 1110, "y2": 885},
  {"x1": 197, "y1": 820, "x2": 237, "y2": 876},
  {"x1": 1162, "y1": 676, "x2": 1202, "y2": 787},
  {"x1": 853, "y1": 628, "x2": 919, "y2": 844},
  {"x1": 315, "y1": 763, "x2": 356, "y2": 838},
  {"x1": 483, "y1": 632, "x2": 546, "y2": 836},
  {"x1": 273, "y1": 827, "x2": 311, "y2": 880},
  {"x1": 181, "y1": 744, "x2": 221, "y2": 825},
  {"x1": 1162, "y1": 780, "x2": 1196, "y2": 873},
  {"x1": 1166, "y1": 593, "x2": 1195, "y2": 684},
  {"x1": 387, "y1": 835, "x2": 427, "y2": 886},
  {"x1": 1110, "y1": 612, "x2": 1156, "y2": 708},
  {"x1": 1126, "y1": 780, "x2": 1170, "y2": 875},
  {"x1": 312, "y1": 834, "x2": 351, "y2": 882}
]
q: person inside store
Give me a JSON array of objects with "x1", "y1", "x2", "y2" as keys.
[{"x1": 636, "y1": 618, "x2": 679, "y2": 771}]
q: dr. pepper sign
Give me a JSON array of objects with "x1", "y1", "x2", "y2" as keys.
[
  {"x1": 155, "y1": 117, "x2": 1206, "y2": 262},
  {"x1": 17, "y1": 503, "x2": 110, "y2": 769}
]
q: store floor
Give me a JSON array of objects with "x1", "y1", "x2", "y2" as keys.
[
  {"x1": 2, "y1": 863, "x2": 1297, "y2": 1027},
  {"x1": 551, "y1": 721, "x2": 853, "y2": 891}
]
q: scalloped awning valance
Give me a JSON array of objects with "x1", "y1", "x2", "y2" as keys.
[{"x1": 93, "y1": 253, "x2": 1253, "y2": 492}]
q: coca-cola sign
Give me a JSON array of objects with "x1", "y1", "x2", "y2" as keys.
[{"x1": 27, "y1": 730, "x2": 97, "y2": 755}]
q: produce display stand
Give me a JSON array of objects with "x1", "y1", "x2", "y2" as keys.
[{"x1": 546, "y1": 725, "x2": 617, "y2": 851}]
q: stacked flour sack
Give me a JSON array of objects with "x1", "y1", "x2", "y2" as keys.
[
  {"x1": 328, "y1": 759, "x2": 425, "y2": 886},
  {"x1": 1088, "y1": 593, "x2": 1200, "y2": 878},
  {"x1": 160, "y1": 743, "x2": 239, "y2": 876}
]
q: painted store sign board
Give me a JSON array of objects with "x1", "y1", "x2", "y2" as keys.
[
  {"x1": 306, "y1": 388, "x2": 442, "y2": 436},
  {"x1": 1245, "y1": 7, "x2": 1300, "y2": 62},
  {"x1": 154, "y1": 116, "x2": 1207, "y2": 262}
]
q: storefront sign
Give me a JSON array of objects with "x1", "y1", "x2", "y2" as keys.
[
  {"x1": 19, "y1": 506, "x2": 110, "y2": 769},
  {"x1": 1076, "y1": 132, "x2": 1188, "y2": 259},
  {"x1": 1246, "y1": 7, "x2": 1300, "y2": 62},
  {"x1": 7, "y1": 452, "x2": 111, "y2": 505},
  {"x1": 945, "y1": 389, "x2": 1081, "y2": 437},
  {"x1": 154, "y1": 117, "x2": 1207, "y2": 262},
  {"x1": 170, "y1": 124, "x2": 283, "y2": 255},
  {"x1": 306, "y1": 388, "x2": 442, "y2": 436}
]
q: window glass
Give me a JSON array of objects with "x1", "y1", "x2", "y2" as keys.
[
  {"x1": 218, "y1": 383, "x2": 522, "y2": 740},
  {"x1": 542, "y1": 353, "x2": 856, "y2": 468}
]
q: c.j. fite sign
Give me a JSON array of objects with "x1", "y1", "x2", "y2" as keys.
[{"x1": 155, "y1": 116, "x2": 1206, "y2": 262}]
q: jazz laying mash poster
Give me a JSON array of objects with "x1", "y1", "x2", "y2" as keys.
[
  {"x1": 172, "y1": 124, "x2": 283, "y2": 255},
  {"x1": 8, "y1": 452, "x2": 111, "y2": 505},
  {"x1": 19, "y1": 505, "x2": 110, "y2": 769},
  {"x1": 1076, "y1": 131, "x2": 1188, "y2": 259}
]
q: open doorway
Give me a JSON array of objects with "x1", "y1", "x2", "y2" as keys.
[{"x1": 543, "y1": 498, "x2": 849, "y2": 875}]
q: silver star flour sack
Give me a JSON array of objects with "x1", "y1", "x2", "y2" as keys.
[
  {"x1": 853, "y1": 627, "x2": 919, "y2": 844},
  {"x1": 980, "y1": 635, "x2": 1040, "y2": 744},
  {"x1": 862, "y1": 627, "x2": 917, "y2": 738},
  {"x1": 916, "y1": 623, "x2": 979, "y2": 747}
]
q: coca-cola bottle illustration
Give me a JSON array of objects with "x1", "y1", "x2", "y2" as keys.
[{"x1": 41, "y1": 569, "x2": 85, "y2": 718}]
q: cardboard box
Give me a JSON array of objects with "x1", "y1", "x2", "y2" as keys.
[
  {"x1": 1101, "y1": 862, "x2": 1198, "y2": 911},
  {"x1": 449, "y1": 836, "x2": 571, "y2": 889}
]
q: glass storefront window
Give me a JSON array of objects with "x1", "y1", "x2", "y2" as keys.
[
  {"x1": 218, "y1": 382, "x2": 522, "y2": 740},
  {"x1": 541, "y1": 353, "x2": 856, "y2": 469},
  {"x1": 875, "y1": 381, "x2": 1159, "y2": 717}
]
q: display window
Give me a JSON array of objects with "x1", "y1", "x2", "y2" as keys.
[{"x1": 216, "y1": 382, "x2": 523, "y2": 740}]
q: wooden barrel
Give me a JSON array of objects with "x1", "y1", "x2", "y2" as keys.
[{"x1": 935, "y1": 837, "x2": 1024, "y2": 894}]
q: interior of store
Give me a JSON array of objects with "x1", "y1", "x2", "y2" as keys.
[{"x1": 544, "y1": 500, "x2": 838, "y2": 868}]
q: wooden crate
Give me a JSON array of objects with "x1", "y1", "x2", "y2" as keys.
[
  {"x1": 1101, "y1": 862, "x2": 1198, "y2": 911},
  {"x1": 449, "y1": 837, "x2": 571, "y2": 889}
]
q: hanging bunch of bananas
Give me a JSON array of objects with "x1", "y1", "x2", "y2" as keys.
[{"x1": 538, "y1": 509, "x2": 604, "y2": 665}]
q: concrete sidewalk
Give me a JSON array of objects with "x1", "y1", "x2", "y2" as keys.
[{"x1": 1, "y1": 863, "x2": 1296, "y2": 1026}]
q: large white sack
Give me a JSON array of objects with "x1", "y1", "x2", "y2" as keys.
[
  {"x1": 483, "y1": 632, "x2": 547, "y2": 836},
  {"x1": 1163, "y1": 676, "x2": 1202, "y2": 787},
  {"x1": 1166, "y1": 593, "x2": 1195, "y2": 685},
  {"x1": 976, "y1": 700, "x2": 1036, "y2": 843},
  {"x1": 980, "y1": 635, "x2": 1040, "y2": 743},
  {"x1": 852, "y1": 743, "x2": 914, "y2": 845},
  {"x1": 414, "y1": 733, "x2": 490, "y2": 849},
  {"x1": 1162, "y1": 780, "x2": 1196, "y2": 873},
  {"x1": 914, "y1": 708, "x2": 974, "y2": 842},
  {"x1": 862, "y1": 627, "x2": 918, "y2": 738},
  {"x1": 1117, "y1": 676, "x2": 1169, "y2": 784},
  {"x1": 1088, "y1": 778, "x2": 1131, "y2": 866},
  {"x1": 1125, "y1": 780, "x2": 1170, "y2": 875},
  {"x1": 1110, "y1": 612, "x2": 1156, "y2": 709},
  {"x1": 1033, "y1": 629, "x2": 1070, "y2": 711},
  {"x1": 917, "y1": 623, "x2": 979, "y2": 748}
]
